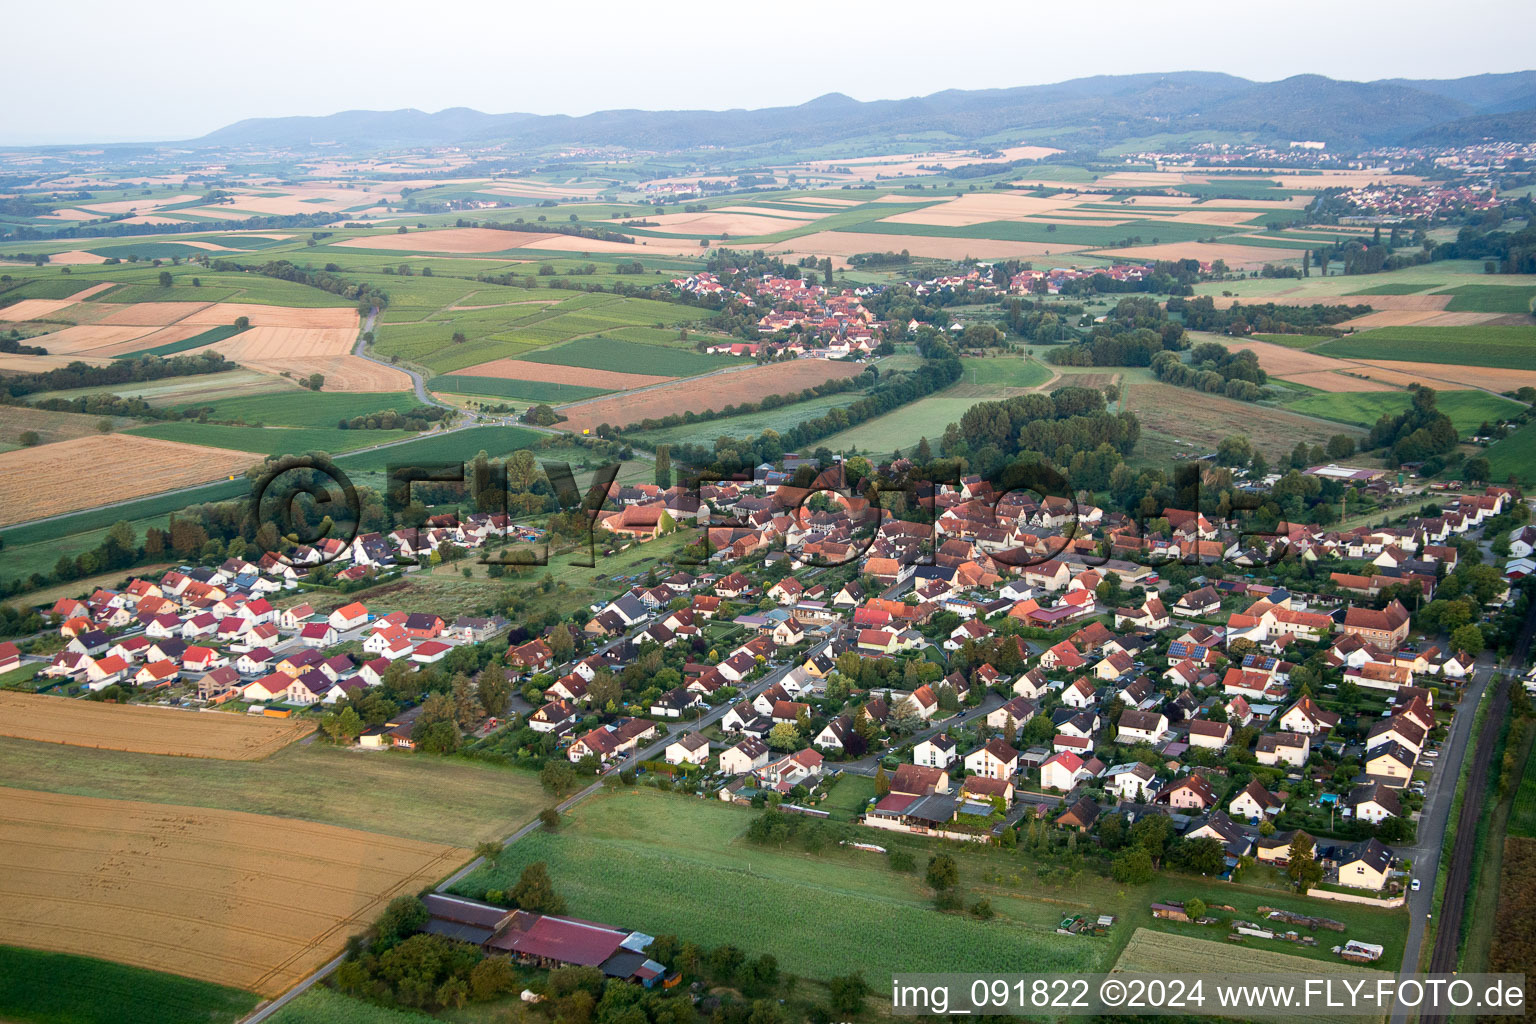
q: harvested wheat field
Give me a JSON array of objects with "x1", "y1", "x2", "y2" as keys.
[
  {"x1": 1270, "y1": 369, "x2": 1399, "y2": 392},
  {"x1": 1204, "y1": 293, "x2": 1450, "y2": 311},
  {"x1": 638, "y1": 208, "x2": 824, "y2": 236},
  {"x1": 0, "y1": 283, "x2": 117, "y2": 322},
  {"x1": 272, "y1": 354, "x2": 413, "y2": 392},
  {"x1": 459, "y1": 359, "x2": 674, "y2": 389},
  {"x1": 1218, "y1": 339, "x2": 1352, "y2": 377},
  {"x1": 39, "y1": 250, "x2": 109, "y2": 265},
  {"x1": 182, "y1": 303, "x2": 359, "y2": 329},
  {"x1": 20, "y1": 324, "x2": 159, "y2": 356},
  {"x1": 0, "y1": 353, "x2": 113, "y2": 373},
  {"x1": 0, "y1": 407, "x2": 139, "y2": 447},
  {"x1": 560, "y1": 361, "x2": 866, "y2": 432},
  {"x1": 747, "y1": 230, "x2": 1084, "y2": 261},
  {"x1": 1096, "y1": 241, "x2": 1300, "y2": 268},
  {"x1": 0, "y1": 693, "x2": 314, "y2": 759},
  {"x1": 0, "y1": 434, "x2": 260, "y2": 526},
  {"x1": 96, "y1": 300, "x2": 212, "y2": 326},
  {"x1": 1349, "y1": 360, "x2": 1536, "y2": 393},
  {"x1": 879, "y1": 192, "x2": 1100, "y2": 227},
  {"x1": 199, "y1": 323, "x2": 411, "y2": 391},
  {"x1": 1337, "y1": 310, "x2": 1503, "y2": 329},
  {"x1": 0, "y1": 787, "x2": 468, "y2": 996}
]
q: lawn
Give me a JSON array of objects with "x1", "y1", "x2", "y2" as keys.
[
  {"x1": 0, "y1": 945, "x2": 259, "y2": 1024},
  {"x1": 1485, "y1": 421, "x2": 1536, "y2": 486},
  {"x1": 169, "y1": 391, "x2": 430, "y2": 427},
  {"x1": 1315, "y1": 325, "x2": 1536, "y2": 370},
  {"x1": 1432, "y1": 284, "x2": 1536, "y2": 313},
  {"x1": 128, "y1": 422, "x2": 417, "y2": 456},
  {"x1": 1282, "y1": 390, "x2": 1525, "y2": 434},
  {"x1": 518, "y1": 336, "x2": 743, "y2": 376},
  {"x1": 0, "y1": 737, "x2": 545, "y2": 846},
  {"x1": 449, "y1": 788, "x2": 1101, "y2": 980},
  {"x1": 958, "y1": 355, "x2": 1053, "y2": 389},
  {"x1": 265, "y1": 987, "x2": 437, "y2": 1024}
]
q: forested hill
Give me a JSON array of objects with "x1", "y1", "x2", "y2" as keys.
[{"x1": 178, "y1": 70, "x2": 1536, "y2": 154}]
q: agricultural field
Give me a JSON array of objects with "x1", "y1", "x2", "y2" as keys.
[
  {"x1": 0, "y1": 405, "x2": 139, "y2": 449},
  {"x1": 0, "y1": 787, "x2": 467, "y2": 996},
  {"x1": 333, "y1": 425, "x2": 544, "y2": 475},
  {"x1": 1315, "y1": 325, "x2": 1536, "y2": 370},
  {"x1": 559, "y1": 360, "x2": 865, "y2": 433},
  {"x1": 0, "y1": 692, "x2": 314, "y2": 759},
  {"x1": 0, "y1": 735, "x2": 548, "y2": 846},
  {"x1": 27, "y1": 369, "x2": 295, "y2": 406},
  {"x1": 815, "y1": 394, "x2": 982, "y2": 456},
  {"x1": 1509, "y1": 735, "x2": 1536, "y2": 839},
  {"x1": 266, "y1": 987, "x2": 437, "y2": 1024},
  {"x1": 431, "y1": 375, "x2": 611, "y2": 404},
  {"x1": 0, "y1": 946, "x2": 260, "y2": 1024},
  {"x1": 518, "y1": 336, "x2": 743, "y2": 377},
  {"x1": 629, "y1": 390, "x2": 870, "y2": 448},
  {"x1": 1432, "y1": 284, "x2": 1536, "y2": 313},
  {"x1": 168, "y1": 390, "x2": 430, "y2": 427},
  {"x1": 451, "y1": 788, "x2": 1101, "y2": 980},
  {"x1": 1282, "y1": 390, "x2": 1526, "y2": 434},
  {"x1": 451, "y1": 357, "x2": 675, "y2": 390},
  {"x1": 0, "y1": 434, "x2": 261, "y2": 527},
  {"x1": 128, "y1": 421, "x2": 417, "y2": 457}
]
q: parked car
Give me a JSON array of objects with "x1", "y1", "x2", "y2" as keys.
[{"x1": 1411, "y1": 879, "x2": 1422, "y2": 891}]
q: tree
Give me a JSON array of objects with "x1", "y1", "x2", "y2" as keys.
[
  {"x1": 1286, "y1": 832, "x2": 1323, "y2": 893},
  {"x1": 477, "y1": 669, "x2": 512, "y2": 718},
  {"x1": 468, "y1": 957, "x2": 517, "y2": 1001},
  {"x1": 158, "y1": 270, "x2": 173, "y2": 288},
  {"x1": 828, "y1": 973, "x2": 870, "y2": 1015},
  {"x1": 1325, "y1": 433, "x2": 1356, "y2": 460},
  {"x1": 654, "y1": 445, "x2": 672, "y2": 489},
  {"x1": 1111, "y1": 848, "x2": 1154, "y2": 884},
  {"x1": 509, "y1": 861, "x2": 565, "y2": 913},
  {"x1": 17, "y1": 431, "x2": 38, "y2": 447},
  {"x1": 1184, "y1": 897, "x2": 1207, "y2": 922},
  {"x1": 1450, "y1": 624, "x2": 1485, "y2": 658},
  {"x1": 373, "y1": 895, "x2": 429, "y2": 951},
  {"x1": 540, "y1": 759, "x2": 580, "y2": 796},
  {"x1": 539, "y1": 807, "x2": 561, "y2": 829},
  {"x1": 767, "y1": 721, "x2": 801, "y2": 750},
  {"x1": 926, "y1": 852, "x2": 959, "y2": 891}
]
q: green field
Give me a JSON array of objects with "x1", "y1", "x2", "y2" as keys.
[
  {"x1": 838, "y1": 216, "x2": 1217, "y2": 247},
  {"x1": 335, "y1": 425, "x2": 545, "y2": 474},
  {"x1": 28, "y1": 370, "x2": 294, "y2": 407},
  {"x1": 0, "y1": 737, "x2": 545, "y2": 846},
  {"x1": 431, "y1": 375, "x2": 610, "y2": 403},
  {"x1": 0, "y1": 278, "x2": 110, "y2": 303},
  {"x1": 629, "y1": 391, "x2": 869, "y2": 448},
  {"x1": 1509, "y1": 732, "x2": 1536, "y2": 839},
  {"x1": 128, "y1": 422, "x2": 417, "y2": 456},
  {"x1": 85, "y1": 241, "x2": 225, "y2": 260},
  {"x1": 265, "y1": 987, "x2": 436, "y2": 1024},
  {"x1": 1282, "y1": 390, "x2": 1526, "y2": 434},
  {"x1": 1432, "y1": 284, "x2": 1536, "y2": 313},
  {"x1": 450, "y1": 789, "x2": 1100, "y2": 980},
  {"x1": 1486, "y1": 422, "x2": 1536, "y2": 486},
  {"x1": 819, "y1": 392, "x2": 980, "y2": 455},
  {"x1": 518, "y1": 336, "x2": 744, "y2": 376},
  {"x1": 113, "y1": 323, "x2": 246, "y2": 359},
  {"x1": 0, "y1": 945, "x2": 259, "y2": 1024},
  {"x1": 169, "y1": 391, "x2": 429, "y2": 427},
  {"x1": 1315, "y1": 325, "x2": 1536, "y2": 370},
  {"x1": 958, "y1": 356, "x2": 1054, "y2": 389}
]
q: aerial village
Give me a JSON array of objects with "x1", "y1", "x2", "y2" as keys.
[{"x1": 18, "y1": 434, "x2": 1532, "y2": 962}]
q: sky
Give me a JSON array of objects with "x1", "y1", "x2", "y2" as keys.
[{"x1": 5, "y1": 0, "x2": 1535, "y2": 144}]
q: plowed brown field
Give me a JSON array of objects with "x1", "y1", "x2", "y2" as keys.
[
  {"x1": 559, "y1": 360, "x2": 866, "y2": 431},
  {"x1": 0, "y1": 787, "x2": 468, "y2": 996},
  {"x1": 0, "y1": 692, "x2": 313, "y2": 759},
  {"x1": 0, "y1": 434, "x2": 261, "y2": 526}
]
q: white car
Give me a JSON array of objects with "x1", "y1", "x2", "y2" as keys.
[{"x1": 1411, "y1": 879, "x2": 1422, "y2": 891}]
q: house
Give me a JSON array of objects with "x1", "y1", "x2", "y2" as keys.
[
  {"x1": 1039, "y1": 751, "x2": 1084, "y2": 792},
  {"x1": 1255, "y1": 731, "x2": 1310, "y2": 768},
  {"x1": 509, "y1": 639, "x2": 555, "y2": 675},
  {"x1": 1013, "y1": 667, "x2": 1049, "y2": 700},
  {"x1": 279, "y1": 603, "x2": 315, "y2": 630},
  {"x1": 529, "y1": 700, "x2": 578, "y2": 734},
  {"x1": 242, "y1": 672, "x2": 293, "y2": 702},
  {"x1": 719, "y1": 737, "x2": 770, "y2": 775},
  {"x1": 1105, "y1": 762, "x2": 1158, "y2": 802},
  {"x1": 665, "y1": 733, "x2": 710, "y2": 767},
  {"x1": 134, "y1": 659, "x2": 180, "y2": 687},
  {"x1": 328, "y1": 601, "x2": 370, "y2": 632},
  {"x1": 963, "y1": 738, "x2": 1018, "y2": 780},
  {"x1": 299, "y1": 622, "x2": 339, "y2": 648},
  {"x1": 1158, "y1": 775, "x2": 1216, "y2": 811},
  {"x1": 83, "y1": 654, "x2": 129, "y2": 689},
  {"x1": 913, "y1": 734, "x2": 958, "y2": 769},
  {"x1": 961, "y1": 775, "x2": 1014, "y2": 808},
  {"x1": 1230, "y1": 779, "x2": 1283, "y2": 821},
  {"x1": 1345, "y1": 783, "x2": 1403, "y2": 824},
  {"x1": 890, "y1": 763, "x2": 950, "y2": 796},
  {"x1": 1062, "y1": 677, "x2": 1096, "y2": 709},
  {"x1": 1117, "y1": 709, "x2": 1168, "y2": 745},
  {"x1": 1334, "y1": 838, "x2": 1393, "y2": 891},
  {"x1": 813, "y1": 714, "x2": 854, "y2": 751},
  {"x1": 182, "y1": 645, "x2": 224, "y2": 673},
  {"x1": 1340, "y1": 600, "x2": 1411, "y2": 649},
  {"x1": 0, "y1": 641, "x2": 20, "y2": 674},
  {"x1": 1364, "y1": 742, "x2": 1416, "y2": 787},
  {"x1": 1187, "y1": 718, "x2": 1232, "y2": 750},
  {"x1": 1365, "y1": 715, "x2": 1425, "y2": 757},
  {"x1": 1056, "y1": 796, "x2": 1100, "y2": 831},
  {"x1": 567, "y1": 718, "x2": 655, "y2": 763},
  {"x1": 411, "y1": 640, "x2": 452, "y2": 665},
  {"x1": 1279, "y1": 695, "x2": 1340, "y2": 736},
  {"x1": 651, "y1": 686, "x2": 703, "y2": 719},
  {"x1": 1174, "y1": 586, "x2": 1221, "y2": 617},
  {"x1": 986, "y1": 696, "x2": 1038, "y2": 734}
]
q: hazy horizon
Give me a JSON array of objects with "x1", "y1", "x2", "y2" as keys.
[{"x1": 5, "y1": 0, "x2": 1535, "y2": 146}]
